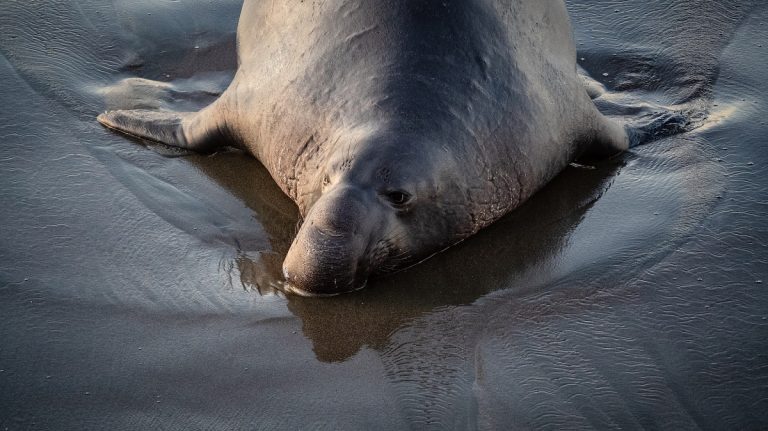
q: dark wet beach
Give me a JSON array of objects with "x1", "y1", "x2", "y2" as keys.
[{"x1": 1, "y1": 0, "x2": 767, "y2": 429}]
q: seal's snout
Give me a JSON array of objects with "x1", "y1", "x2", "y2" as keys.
[{"x1": 282, "y1": 185, "x2": 373, "y2": 296}]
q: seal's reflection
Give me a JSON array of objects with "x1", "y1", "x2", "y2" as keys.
[{"x1": 189, "y1": 150, "x2": 622, "y2": 362}]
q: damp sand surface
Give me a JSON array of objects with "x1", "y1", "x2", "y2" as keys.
[{"x1": 1, "y1": 1, "x2": 767, "y2": 429}]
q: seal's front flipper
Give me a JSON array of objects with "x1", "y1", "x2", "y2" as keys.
[
  {"x1": 624, "y1": 109, "x2": 689, "y2": 147},
  {"x1": 580, "y1": 61, "x2": 693, "y2": 153},
  {"x1": 585, "y1": 108, "x2": 689, "y2": 159},
  {"x1": 97, "y1": 107, "x2": 228, "y2": 153}
]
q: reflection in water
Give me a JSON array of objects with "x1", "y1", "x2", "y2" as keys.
[
  {"x1": 237, "y1": 159, "x2": 622, "y2": 361},
  {"x1": 186, "y1": 150, "x2": 299, "y2": 295}
]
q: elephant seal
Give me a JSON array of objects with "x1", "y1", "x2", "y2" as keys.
[{"x1": 98, "y1": 0, "x2": 679, "y2": 295}]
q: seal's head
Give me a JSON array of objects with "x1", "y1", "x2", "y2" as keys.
[{"x1": 282, "y1": 130, "x2": 468, "y2": 296}]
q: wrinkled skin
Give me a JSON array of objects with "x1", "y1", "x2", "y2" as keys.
[{"x1": 98, "y1": 0, "x2": 629, "y2": 295}]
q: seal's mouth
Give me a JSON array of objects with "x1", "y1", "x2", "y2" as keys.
[{"x1": 279, "y1": 275, "x2": 368, "y2": 298}]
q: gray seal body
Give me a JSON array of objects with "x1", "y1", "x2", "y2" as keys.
[{"x1": 98, "y1": 0, "x2": 633, "y2": 295}]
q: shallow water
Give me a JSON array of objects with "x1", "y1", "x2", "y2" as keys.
[{"x1": 1, "y1": 0, "x2": 767, "y2": 429}]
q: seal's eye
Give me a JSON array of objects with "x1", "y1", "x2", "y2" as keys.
[{"x1": 384, "y1": 190, "x2": 411, "y2": 207}]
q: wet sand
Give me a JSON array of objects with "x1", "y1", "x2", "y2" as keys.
[{"x1": 1, "y1": 0, "x2": 767, "y2": 429}]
